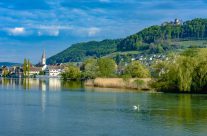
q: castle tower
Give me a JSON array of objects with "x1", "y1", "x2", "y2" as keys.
[{"x1": 41, "y1": 50, "x2": 46, "y2": 65}]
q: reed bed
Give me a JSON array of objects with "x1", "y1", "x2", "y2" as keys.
[{"x1": 85, "y1": 78, "x2": 151, "y2": 90}]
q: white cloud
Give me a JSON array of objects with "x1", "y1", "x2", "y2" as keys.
[
  {"x1": 87, "y1": 27, "x2": 101, "y2": 36},
  {"x1": 36, "y1": 25, "x2": 73, "y2": 36},
  {"x1": 38, "y1": 29, "x2": 59, "y2": 36},
  {"x1": 7, "y1": 27, "x2": 26, "y2": 36}
]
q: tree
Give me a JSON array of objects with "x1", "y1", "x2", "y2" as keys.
[
  {"x1": 124, "y1": 61, "x2": 150, "y2": 78},
  {"x1": 191, "y1": 62, "x2": 207, "y2": 92},
  {"x1": 27, "y1": 60, "x2": 31, "y2": 76},
  {"x1": 97, "y1": 58, "x2": 116, "y2": 77},
  {"x1": 23, "y1": 58, "x2": 27, "y2": 76},
  {"x1": 82, "y1": 59, "x2": 99, "y2": 79},
  {"x1": 23, "y1": 58, "x2": 30, "y2": 77},
  {"x1": 62, "y1": 65, "x2": 81, "y2": 80},
  {"x1": 115, "y1": 54, "x2": 122, "y2": 64},
  {"x1": 2, "y1": 67, "x2": 9, "y2": 77},
  {"x1": 151, "y1": 48, "x2": 207, "y2": 92}
]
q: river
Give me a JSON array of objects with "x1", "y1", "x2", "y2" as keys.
[{"x1": 0, "y1": 78, "x2": 206, "y2": 136}]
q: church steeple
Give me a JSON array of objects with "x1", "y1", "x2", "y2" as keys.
[{"x1": 41, "y1": 50, "x2": 46, "y2": 65}]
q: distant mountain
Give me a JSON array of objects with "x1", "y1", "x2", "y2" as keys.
[
  {"x1": 47, "y1": 39, "x2": 122, "y2": 64},
  {"x1": 47, "y1": 18, "x2": 207, "y2": 64},
  {"x1": 0, "y1": 62, "x2": 21, "y2": 67}
]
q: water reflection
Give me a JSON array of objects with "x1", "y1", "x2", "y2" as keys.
[
  {"x1": 144, "y1": 93, "x2": 207, "y2": 132},
  {"x1": 0, "y1": 78, "x2": 83, "y2": 91},
  {"x1": 0, "y1": 78, "x2": 207, "y2": 135}
]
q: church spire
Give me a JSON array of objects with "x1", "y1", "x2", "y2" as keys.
[{"x1": 41, "y1": 50, "x2": 46, "y2": 65}]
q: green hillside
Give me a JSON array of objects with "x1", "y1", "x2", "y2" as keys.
[
  {"x1": 47, "y1": 39, "x2": 121, "y2": 64},
  {"x1": 47, "y1": 18, "x2": 207, "y2": 64},
  {"x1": 117, "y1": 18, "x2": 207, "y2": 51}
]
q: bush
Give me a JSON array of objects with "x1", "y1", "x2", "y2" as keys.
[
  {"x1": 62, "y1": 65, "x2": 81, "y2": 80},
  {"x1": 124, "y1": 61, "x2": 150, "y2": 78}
]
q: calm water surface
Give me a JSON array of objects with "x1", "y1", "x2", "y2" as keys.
[{"x1": 0, "y1": 78, "x2": 207, "y2": 136}]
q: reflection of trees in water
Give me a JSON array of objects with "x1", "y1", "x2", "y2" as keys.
[
  {"x1": 146, "y1": 94, "x2": 207, "y2": 130},
  {"x1": 23, "y1": 78, "x2": 31, "y2": 90},
  {"x1": 1, "y1": 78, "x2": 10, "y2": 86},
  {"x1": 61, "y1": 81, "x2": 83, "y2": 89},
  {"x1": 0, "y1": 78, "x2": 84, "y2": 91}
]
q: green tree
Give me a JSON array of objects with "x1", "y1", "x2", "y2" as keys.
[
  {"x1": 97, "y1": 58, "x2": 116, "y2": 77},
  {"x1": 191, "y1": 62, "x2": 207, "y2": 92},
  {"x1": 27, "y1": 60, "x2": 31, "y2": 76},
  {"x1": 62, "y1": 65, "x2": 81, "y2": 80},
  {"x1": 82, "y1": 59, "x2": 99, "y2": 79},
  {"x1": 23, "y1": 58, "x2": 27, "y2": 76},
  {"x1": 124, "y1": 61, "x2": 150, "y2": 78},
  {"x1": 2, "y1": 67, "x2": 9, "y2": 77},
  {"x1": 23, "y1": 58, "x2": 31, "y2": 77},
  {"x1": 151, "y1": 49, "x2": 207, "y2": 92}
]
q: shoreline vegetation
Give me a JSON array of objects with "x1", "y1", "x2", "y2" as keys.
[
  {"x1": 84, "y1": 78, "x2": 152, "y2": 90},
  {"x1": 61, "y1": 48, "x2": 207, "y2": 93}
]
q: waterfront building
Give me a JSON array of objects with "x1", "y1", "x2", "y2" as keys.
[
  {"x1": 29, "y1": 67, "x2": 42, "y2": 76},
  {"x1": 45, "y1": 65, "x2": 64, "y2": 77}
]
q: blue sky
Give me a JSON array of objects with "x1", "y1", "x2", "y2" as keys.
[{"x1": 1, "y1": 0, "x2": 207, "y2": 63}]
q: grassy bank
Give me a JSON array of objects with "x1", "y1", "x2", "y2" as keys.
[{"x1": 85, "y1": 78, "x2": 152, "y2": 90}]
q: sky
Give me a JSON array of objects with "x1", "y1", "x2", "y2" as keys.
[{"x1": 1, "y1": 0, "x2": 207, "y2": 63}]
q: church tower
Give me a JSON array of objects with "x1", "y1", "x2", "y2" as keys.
[{"x1": 41, "y1": 50, "x2": 46, "y2": 65}]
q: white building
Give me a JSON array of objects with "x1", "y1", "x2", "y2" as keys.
[
  {"x1": 29, "y1": 67, "x2": 42, "y2": 76},
  {"x1": 35, "y1": 50, "x2": 65, "y2": 78},
  {"x1": 45, "y1": 66, "x2": 64, "y2": 77}
]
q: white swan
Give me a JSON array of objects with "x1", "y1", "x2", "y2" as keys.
[{"x1": 133, "y1": 105, "x2": 140, "y2": 111}]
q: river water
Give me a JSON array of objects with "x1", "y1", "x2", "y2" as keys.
[{"x1": 0, "y1": 78, "x2": 206, "y2": 136}]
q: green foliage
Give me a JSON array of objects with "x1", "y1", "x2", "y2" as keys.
[
  {"x1": 134, "y1": 79, "x2": 145, "y2": 88},
  {"x1": 82, "y1": 59, "x2": 99, "y2": 79},
  {"x1": 97, "y1": 58, "x2": 117, "y2": 77},
  {"x1": 117, "y1": 18, "x2": 207, "y2": 51},
  {"x1": 181, "y1": 48, "x2": 199, "y2": 57},
  {"x1": 39, "y1": 71, "x2": 45, "y2": 75},
  {"x1": 47, "y1": 39, "x2": 121, "y2": 64},
  {"x1": 23, "y1": 58, "x2": 30, "y2": 77},
  {"x1": 153, "y1": 48, "x2": 207, "y2": 93},
  {"x1": 2, "y1": 68, "x2": 9, "y2": 77},
  {"x1": 81, "y1": 58, "x2": 117, "y2": 78},
  {"x1": 191, "y1": 62, "x2": 207, "y2": 92},
  {"x1": 124, "y1": 61, "x2": 150, "y2": 78},
  {"x1": 148, "y1": 43, "x2": 164, "y2": 54},
  {"x1": 61, "y1": 65, "x2": 81, "y2": 80}
]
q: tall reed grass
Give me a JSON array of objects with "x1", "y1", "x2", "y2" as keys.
[{"x1": 85, "y1": 78, "x2": 151, "y2": 90}]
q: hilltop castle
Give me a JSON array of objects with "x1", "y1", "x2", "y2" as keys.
[{"x1": 162, "y1": 18, "x2": 183, "y2": 26}]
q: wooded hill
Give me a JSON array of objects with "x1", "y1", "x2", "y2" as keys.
[
  {"x1": 47, "y1": 18, "x2": 207, "y2": 64},
  {"x1": 47, "y1": 39, "x2": 121, "y2": 64}
]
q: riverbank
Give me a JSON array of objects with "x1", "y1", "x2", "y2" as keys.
[{"x1": 85, "y1": 78, "x2": 152, "y2": 90}]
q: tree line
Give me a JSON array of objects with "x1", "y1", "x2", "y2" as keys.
[
  {"x1": 61, "y1": 58, "x2": 150, "y2": 80},
  {"x1": 152, "y1": 48, "x2": 207, "y2": 93},
  {"x1": 117, "y1": 18, "x2": 207, "y2": 51},
  {"x1": 62, "y1": 48, "x2": 207, "y2": 93}
]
